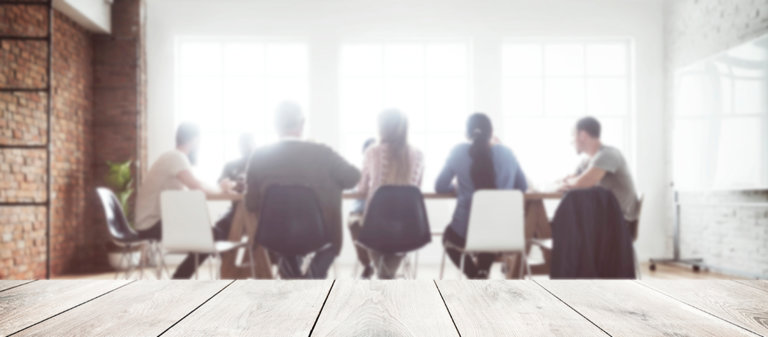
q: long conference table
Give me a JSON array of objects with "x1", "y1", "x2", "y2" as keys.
[
  {"x1": 1, "y1": 279, "x2": 767, "y2": 336},
  {"x1": 213, "y1": 192, "x2": 562, "y2": 279}
]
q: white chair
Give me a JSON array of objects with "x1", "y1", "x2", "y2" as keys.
[
  {"x1": 160, "y1": 190, "x2": 256, "y2": 279},
  {"x1": 439, "y1": 190, "x2": 532, "y2": 279}
]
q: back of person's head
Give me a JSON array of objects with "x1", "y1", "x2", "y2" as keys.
[
  {"x1": 176, "y1": 122, "x2": 200, "y2": 147},
  {"x1": 576, "y1": 116, "x2": 601, "y2": 139},
  {"x1": 274, "y1": 101, "x2": 305, "y2": 136},
  {"x1": 378, "y1": 108, "x2": 411, "y2": 185},
  {"x1": 362, "y1": 137, "x2": 376, "y2": 153},
  {"x1": 466, "y1": 113, "x2": 496, "y2": 190}
]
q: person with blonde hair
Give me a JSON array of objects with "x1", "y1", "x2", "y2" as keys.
[{"x1": 356, "y1": 108, "x2": 424, "y2": 279}]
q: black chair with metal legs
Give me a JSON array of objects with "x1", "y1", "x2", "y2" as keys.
[
  {"x1": 96, "y1": 187, "x2": 158, "y2": 279},
  {"x1": 357, "y1": 186, "x2": 431, "y2": 279},
  {"x1": 255, "y1": 185, "x2": 331, "y2": 279}
]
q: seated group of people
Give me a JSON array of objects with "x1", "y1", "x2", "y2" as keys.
[{"x1": 133, "y1": 101, "x2": 640, "y2": 280}]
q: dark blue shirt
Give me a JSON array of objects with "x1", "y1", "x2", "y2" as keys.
[{"x1": 435, "y1": 143, "x2": 528, "y2": 238}]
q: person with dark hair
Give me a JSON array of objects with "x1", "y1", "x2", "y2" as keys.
[
  {"x1": 356, "y1": 109, "x2": 424, "y2": 279},
  {"x1": 171, "y1": 132, "x2": 256, "y2": 279},
  {"x1": 559, "y1": 116, "x2": 640, "y2": 226},
  {"x1": 134, "y1": 122, "x2": 236, "y2": 241},
  {"x1": 347, "y1": 137, "x2": 377, "y2": 279},
  {"x1": 435, "y1": 113, "x2": 528, "y2": 279}
]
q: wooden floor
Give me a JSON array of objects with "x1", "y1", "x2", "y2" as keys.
[{"x1": 1, "y1": 279, "x2": 766, "y2": 336}]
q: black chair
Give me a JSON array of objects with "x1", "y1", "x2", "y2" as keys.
[
  {"x1": 96, "y1": 187, "x2": 160, "y2": 279},
  {"x1": 357, "y1": 185, "x2": 431, "y2": 278},
  {"x1": 255, "y1": 185, "x2": 330, "y2": 277}
]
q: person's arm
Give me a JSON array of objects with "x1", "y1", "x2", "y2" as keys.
[
  {"x1": 564, "y1": 166, "x2": 606, "y2": 190},
  {"x1": 244, "y1": 154, "x2": 261, "y2": 213},
  {"x1": 329, "y1": 147, "x2": 361, "y2": 189},
  {"x1": 176, "y1": 169, "x2": 231, "y2": 198},
  {"x1": 510, "y1": 153, "x2": 529, "y2": 191},
  {"x1": 435, "y1": 148, "x2": 457, "y2": 194},
  {"x1": 356, "y1": 148, "x2": 373, "y2": 197}
]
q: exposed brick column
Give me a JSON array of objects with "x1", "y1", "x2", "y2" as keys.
[{"x1": 91, "y1": 0, "x2": 147, "y2": 252}]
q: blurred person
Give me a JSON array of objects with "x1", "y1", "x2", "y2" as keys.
[
  {"x1": 245, "y1": 101, "x2": 360, "y2": 279},
  {"x1": 558, "y1": 116, "x2": 640, "y2": 229},
  {"x1": 171, "y1": 133, "x2": 256, "y2": 279},
  {"x1": 435, "y1": 113, "x2": 528, "y2": 279},
  {"x1": 356, "y1": 109, "x2": 424, "y2": 279},
  {"x1": 134, "y1": 123, "x2": 235, "y2": 242},
  {"x1": 347, "y1": 137, "x2": 376, "y2": 279}
]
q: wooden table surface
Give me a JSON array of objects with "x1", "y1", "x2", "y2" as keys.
[{"x1": 1, "y1": 280, "x2": 766, "y2": 336}]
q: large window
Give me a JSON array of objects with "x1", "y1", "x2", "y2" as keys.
[
  {"x1": 174, "y1": 38, "x2": 308, "y2": 181},
  {"x1": 501, "y1": 39, "x2": 633, "y2": 186},
  {"x1": 339, "y1": 41, "x2": 472, "y2": 190}
]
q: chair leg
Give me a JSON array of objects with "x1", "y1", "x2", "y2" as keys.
[
  {"x1": 352, "y1": 261, "x2": 360, "y2": 280},
  {"x1": 459, "y1": 252, "x2": 466, "y2": 280},
  {"x1": 439, "y1": 250, "x2": 446, "y2": 280},
  {"x1": 524, "y1": 250, "x2": 532, "y2": 280},
  {"x1": 194, "y1": 253, "x2": 200, "y2": 280},
  {"x1": 209, "y1": 253, "x2": 215, "y2": 280},
  {"x1": 247, "y1": 245, "x2": 256, "y2": 279},
  {"x1": 413, "y1": 251, "x2": 419, "y2": 279},
  {"x1": 633, "y1": 246, "x2": 641, "y2": 280},
  {"x1": 155, "y1": 242, "x2": 169, "y2": 279},
  {"x1": 518, "y1": 252, "x2": 524, "y2": 279}
]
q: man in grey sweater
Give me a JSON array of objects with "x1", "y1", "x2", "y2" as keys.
[{"x1": 245, "y1": 101, "x2": 360, "y2": 279}]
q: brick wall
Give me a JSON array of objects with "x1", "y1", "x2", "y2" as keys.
[
  {"x1": 91, "y1": 0, "x2": 146, "y2": 249},
  {"x1": 0, "y1": 1, "x2": 146, "y2": 278},
  {"x1": 665, "y1": 0, "x2": 768, "y2": 278}
]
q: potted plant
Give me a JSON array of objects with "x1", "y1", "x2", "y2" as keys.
[{"x1": 104, "y1": 160, "x2": 142, "y2": 270}]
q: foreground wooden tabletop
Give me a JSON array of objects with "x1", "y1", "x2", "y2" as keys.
[{"x1": 1, "y1": 280, "x2": 766, "y2": 336}]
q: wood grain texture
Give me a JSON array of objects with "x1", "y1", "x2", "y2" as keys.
[
  {"x1": 0, "y1": 280, "x2": 131, "y2": 335},
  {"x1": 436, "y1": 280, "x2": 605, "y2": 336},
  {"x1": 640, "y1": 280, "x2": 768, "y2": 336},
  {"x1": 312, "y1": 280, "x2": 458, "y2": 337},
  {"x1": 735, "y1": 280, "x2": 768, "y2": 293},
  {"x1": 0, "y1": 280, "x2": 34, "y2": 292},
  {"x1": 536, "y1": 280, "x2": 757, "y2": 337},
  {"x1": 15, "y1": 280, "x2": 230, "y2": 337},
  {"x1": 164, "y1": 280, "x2": 333, "y2": 337}
]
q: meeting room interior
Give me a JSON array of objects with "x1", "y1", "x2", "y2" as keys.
[{"x1": 1, "y1": 0, "x2": 767, "y2": 335}]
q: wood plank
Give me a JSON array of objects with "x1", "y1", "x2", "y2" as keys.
[
  {"x1": 0, "y1": 280, "x2": 34, "y2": 292},
  {"x1": 640, "y1": 280, "x2": 768, "y2": 335},
  {"x1": 536, "y1": 280, "x2": 757, "y2": 337},
  {"x1": 15, "y1": 280, "x2": 230, "y2": 336},
  {"x1": 164, "y1": 280, "x2": 332, "y2": 336},
  {"x1": 436, "y1": 280, "x2": 605, "y2": 336},
  {"x1": 312, "y1": 280, "x2": 458, "y2": 336},
  {"x1": 734, "y1": 280, "x2": 768, "y2": 293},
  {"x1": 0, "y1": 280, "x2": 131, "y2": 335}
]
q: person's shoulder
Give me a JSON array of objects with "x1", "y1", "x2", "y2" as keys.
[
  {"x1": 450, "y1": 142, "x2": 470, "y2": 154},
  {"x1": 159, "y1": 149, "x2": 188, "y2": 163},
  {"x1": 600, "y1": 145, "x2": 625, "y2": 159}
]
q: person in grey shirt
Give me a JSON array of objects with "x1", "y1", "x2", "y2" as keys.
[{"x1": 559, "y1": 117, "x2": 640, "y2": 229}]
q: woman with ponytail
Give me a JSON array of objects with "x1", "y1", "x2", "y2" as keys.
[
  {"x1": 435, "y1": 113, "x2": 528, "y2": 279},
  {"x1": 356, "y1": 108, "x2": 424, "y2": 279}
]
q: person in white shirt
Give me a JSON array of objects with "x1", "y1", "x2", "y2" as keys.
[{"x1": 134, "y1": 123, "x2": 234, "y2": 240}]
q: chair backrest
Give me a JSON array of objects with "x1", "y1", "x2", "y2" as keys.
[
  {"x1": 358, "y1": 185, "x2": 431, "y2": 254},
  {"x1": 631, "y1": 193, "x2": 644, "y2": 241},
  {"x1": 256, "y1": 185, "x2": 328, "y2": 256},
  {"x1": 96, "y1": 187, "x2": 137, "y2": 243},
  {"x1": 160, "y1": 190, "x2": 216, "y2": 253},
  {"x1": 465, "y1": 190, "x2": 525, "y2": 252}
]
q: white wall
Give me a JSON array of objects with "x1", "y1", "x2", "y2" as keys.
[
  {"x1": 146, "y1": 0, "x2": 666, "y2": 262},
  {"x1": 54, "y1": 0, "x2": 111, "y2": 33}
]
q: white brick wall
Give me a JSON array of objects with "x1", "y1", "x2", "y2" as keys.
[{"x1": 665, "y1": 0, "x2": 768, "y2": 278}]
